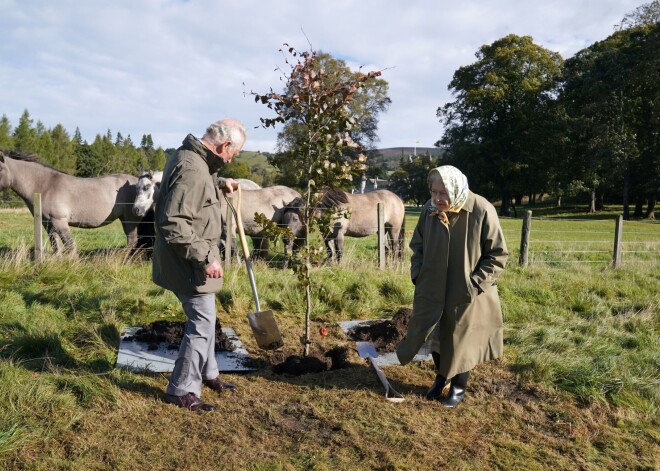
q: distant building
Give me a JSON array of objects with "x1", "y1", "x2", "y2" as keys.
[{"x1": 354, "y1": 175, "x2": 391, "y2": 194}]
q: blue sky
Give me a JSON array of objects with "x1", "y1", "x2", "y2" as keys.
[{"x1": 0, "y1": 0, "x2": 643, "y2": 152}]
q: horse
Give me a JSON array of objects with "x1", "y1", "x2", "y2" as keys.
[
  {"x1": 0, "y1": 150, "x2": 141, "y2": 254},
  {"x1": 130, "y1": 171, "x2": 164, "y2": 255},
  {"x1": 132, "y1": 174, "x2": 260, "y2": 217},
  {"x1": 220, "y1": 185, "x2": 301, "y2": 260},
  {"x1": 282, "y1": 188, "x2": 406, "y2": 263},
  {"x1": 132, "y1": 170, "x2": 163, "y2": 217},
  {"x1": 130, "y1": 172, "x2": 288, "y2": 260}
]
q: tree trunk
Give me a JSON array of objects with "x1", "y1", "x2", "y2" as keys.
[
  {"x1": 304, "y1": 284, "x2": 311, "y2": 357},
  {"x1": 556, "y1": 195, "x2": 562, "y2": 208},
  {"x1": 645, "y1": 195, "x2": 657, "y2": 220},
  {"x1": 303, "y1": 179, "x2": 312, "y2": 357},
  {"x1": 595, "y1": 189, "x2": 604, "y2": 211},
  {"x1": 634, "y1": 195, "x2": 644, "y2": 219},
  {"x1": 622, "y1": 169, "x2": 630, "y2": 220},
  {"x1": 589, "y1": 188, "x2": 596, "y2": 213},
  {"x1": 500, "y1": 194, "x2": 511, "y2": 217}
]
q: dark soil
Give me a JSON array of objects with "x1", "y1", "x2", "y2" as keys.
[
  {"x1": 123, "y1": 320, "x2": 235, "y2": 352},
  {"x1": 272, "y1": 353, "x2": 329, "y2": 376},
  {"x1": 271, "y1": 307, "x2": 412, "y2": 376},
  {"x1": 271, "y1": 346, "x2": 352, "y2": 376},
  {"x1": 325, "y1": 345, "x2": 352, "y2": 370},
  {"x1": 346, "y1": 307, "x2": 412, "y2": 353}
]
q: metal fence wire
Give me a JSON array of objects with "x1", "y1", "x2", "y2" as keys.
[{"x1": 1, "y1": 198, "x2": 658, "y2": 269}]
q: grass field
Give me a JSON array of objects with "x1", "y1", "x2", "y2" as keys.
[{"x1": 0, "y1": 207, "x2": 658, "y2": 469}]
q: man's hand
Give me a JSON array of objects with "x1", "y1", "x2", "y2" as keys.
[
  {"x1": 204, "y1": 258, "x2": 223, "y2": 278},
  {"x1": 222, "y1": 178, "x2": 239, "y2": 194}
]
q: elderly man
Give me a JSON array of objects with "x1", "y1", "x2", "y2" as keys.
[{"x1": 153, "y1": 118, "x2": 245, "y2": 412}]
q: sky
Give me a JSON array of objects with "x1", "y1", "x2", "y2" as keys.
[{"x1": 0, "y1": 0, "x2": 644, "y2": 153}]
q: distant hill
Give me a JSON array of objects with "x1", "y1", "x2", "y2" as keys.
[
  {"x1": 234, "y1": 150, "x2": 277, "y2": 172},
  {"x1": 367, "y1": 147, "x2": 444, "y2": 171},
  {"x1": 231, "y1": 148, "x2": 444, "y2": 175},
  {"x1": 372, "y1": 147, "x2": 443, "y2": 158}
]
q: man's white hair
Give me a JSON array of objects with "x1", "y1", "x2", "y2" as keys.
[{"x1": 203, "y1": 119, "x2": 247, "y2": 151}]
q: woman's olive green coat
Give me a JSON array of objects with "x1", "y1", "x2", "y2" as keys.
[{"x1": 396, "y1": 191, "x2": 508, "y2": 378}]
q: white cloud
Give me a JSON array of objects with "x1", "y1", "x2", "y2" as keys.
[{"x1": 0, "y1": 0, "x2": 643, "y2": 152}]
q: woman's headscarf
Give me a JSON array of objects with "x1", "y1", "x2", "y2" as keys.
[{"x1": 428, "y1": 165, "x2": 469, "y2": 213}]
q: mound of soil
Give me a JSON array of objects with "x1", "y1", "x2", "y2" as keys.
[
  {"x1": 123, "y1": 320, "x2": 235, "y2": 352},
  {"x1": 271, "y1": 346, "x2": 352, "y2": 376},
  {"x1": 347, "y1": 307, "x2": 412, "y2": 353},
  {"x1": 272, "y1": 353, "x2": 329, "y2": 376}
]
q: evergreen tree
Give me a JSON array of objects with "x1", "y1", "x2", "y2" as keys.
[
  {"x1": 73, "y1": 127, "x2": 84, "y2": 145},
  {"x1": 0, "y1": 114, "x2": 13, "y2": 150},
  {"x1": 75, "y1": 143, "x2": 103, "y2": 177},
  {"x1": 13, "y1": 109, "x2": 37, "y2": 152},
  {"x1": 149, "y1": 148, "x2": 167, "y2": 171},
  {"x1": 34, "y1": 120, "x2": 55, "y2": 164},
  {"x1": 51, "y1": 124, "x2": 74, "y2": 174}
]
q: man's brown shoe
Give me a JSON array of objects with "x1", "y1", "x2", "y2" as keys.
[
  {"x1": 165, "y1": 393, "x2": 215, "y2": 411},
  {"x1": 203, "y1": 377, "x2": 237, "y2": 393}
]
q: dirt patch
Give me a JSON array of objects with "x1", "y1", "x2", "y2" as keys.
[
  {"x1": 123, "y1": 320, "x2": 235, "y2": 352},
  {"x1": 122, "y1": 307, "x2": 413, "y2": 372},
  {"x1": 271, "y1": 346, "x2": 352, "y2": 376},
  {"x1": 346, "y1": 307, "x2": 412, "y2": 353}
]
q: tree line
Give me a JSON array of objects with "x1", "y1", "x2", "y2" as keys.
[
  {"x1": 393, "y1": 2, "x2": 658, "y2": 219},
  {"x1": 1, "y1": 2, "x2": 657, "y2": 219},
  {"x1": 0, "y1": 110, "x2": 167, "y2": 178}
]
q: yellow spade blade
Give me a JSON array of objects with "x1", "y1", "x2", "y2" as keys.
[{"x1": 247, "y1": 309, "x2": 283, "y2": 350}]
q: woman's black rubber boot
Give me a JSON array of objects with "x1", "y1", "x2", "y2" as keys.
[
  {"x1": 426, "y1": 352, "x2": 448, "y2": 400},
  {"x1": 441, "y1": 371, "x2": 470, "y2": 408},
  {"x1": 426, "y1": 374, "x2": 448, "y2": 400}
]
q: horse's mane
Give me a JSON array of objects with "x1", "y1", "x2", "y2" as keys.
[
  {"x1": 1, "y1": 149, "x2": 41, "y2": 163},
  {"x1": 283, "y1": 196, "x2": 305, "y2": 215},
  {"x1": 321, "y1": 188, "x2": 349, "y2": 206},
  {"x1": 1, "y1": 149, "x2": 68, "y2": 174}
]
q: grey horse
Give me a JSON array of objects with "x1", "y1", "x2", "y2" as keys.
[
  {"x1": 282, "y1": 188, "x2": 406, "y2": 263},
  {"x1": 132, "y1": 173, "x2": 260, "y2": 217},
  {"x1": 220, "y1": 185, "x2": 301, "y2": 260},
  {"x1": 0, "y1": 150, "x2": 140, "y2": 253}
]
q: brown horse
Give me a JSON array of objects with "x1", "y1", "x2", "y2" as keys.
[
  {"x1": 283, "y1": 188, "x2": 406, "y2": 263},
  {"x1": 0, "y1": 150, "x2": 141, "y2": 253}
]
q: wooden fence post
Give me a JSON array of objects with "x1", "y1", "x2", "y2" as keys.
[
  {"x1": 519, "y1": 210, "x2": 532, "y2": 267},
  {"x1": 612, "y1": 215, "x2": 623, "y2": 268},
  {"x1": 33, "y1": 193, "x2": 43, "y2": 263},
  {"x1": 224, "y1": 195, "x2": 234, "y2": 270},
  {"x1": 377, "y1": 202, "x2": 385, "y2": 269}
]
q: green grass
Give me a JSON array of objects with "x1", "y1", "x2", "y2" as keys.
[{"x1": 0, "y1": 207, "x2": 658, "y2": 469}]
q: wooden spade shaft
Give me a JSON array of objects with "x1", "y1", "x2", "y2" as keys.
[{"x1": 230, "y1": 185, "x2": 283, "y2": 350}]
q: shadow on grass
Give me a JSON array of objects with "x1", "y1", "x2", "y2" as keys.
[
  {"x1": 0, "y1": 330, "x2": 79, "y2": 370},
  {"x1": 243, "y1": 358, "x2": 431, "y2": 399}
]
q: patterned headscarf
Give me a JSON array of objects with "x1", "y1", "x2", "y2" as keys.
[{"x1": 428, "y1": 165, "x2": 469, "y2": 213}]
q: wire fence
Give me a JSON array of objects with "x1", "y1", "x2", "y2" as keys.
[
  {"x1": 505, "y1": 212, "x2": 659, "y2": 267},
  {"x1": 1, "y1": 197, "x2": 658, "y2": 270}
]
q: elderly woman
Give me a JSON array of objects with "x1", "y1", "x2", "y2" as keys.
[{"x1": 396, "y1": 166, "x2": 508, "y2": 408}]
